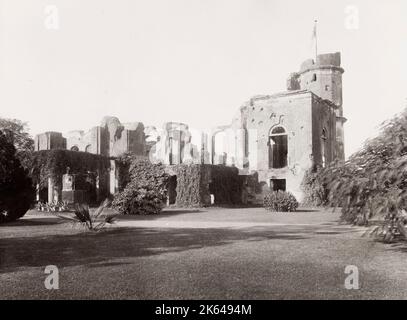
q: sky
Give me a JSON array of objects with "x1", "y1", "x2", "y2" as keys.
[{"x1": 0, "y1": 0, "x2": 406, "y2": 158}]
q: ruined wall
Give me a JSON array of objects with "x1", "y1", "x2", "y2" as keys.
[
  {"x1": 34, "y1": 132, "x2": 66, "y2": 151},
  {"x1": 125, "y1": 122, "x2": 146, "y2": 156},
  {"x1": 37, "y1": 116, "x2": 146, "y2": 158},
  {"x1": 211, "y1": 107, "x2": 247, "y2": 168},
  {"x1": 335, "y1": 117, "x2": 346, "y2": 160},
  {"x1": 296, "y1": 52, "x2": 346, "y2": 160},
  {"x1": 311, "y1": 96, "x2": 337, "y2": 167},
  {"x1": 100, "y1": 117, "x2": 146, "y2": 157},
  {"x1": 150, "y1": 122, "x2": 208, "y2": 165},
  {"x1": 66, "y1": 127, "x2": 104, "y2": 154},
  {"x1": 244, "y1": 91, "x2": 314, "y2": 201},
  {"x1": 298, "y1": 52, "x2": 344, "y2": 109}
]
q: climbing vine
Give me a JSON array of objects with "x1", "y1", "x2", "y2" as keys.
[{"x1": 30, "y1": 150, "x2": 111, "y2": 188}]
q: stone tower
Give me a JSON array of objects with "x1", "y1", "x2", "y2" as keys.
[{"x1": 294, "y1": 52, "x2": 346, "y2": 160}]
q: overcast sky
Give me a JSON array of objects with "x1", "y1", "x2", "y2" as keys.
[{"x1": 1, "y1": 0, "x2": 406, "y2": 158}]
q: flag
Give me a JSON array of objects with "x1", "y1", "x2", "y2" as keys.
[
  {"x1": 310, "y1": 20, "x2": 318, "y2": 60},
  {"x1": 311, "y1": 20, "x2": 317, "y2": 42}
]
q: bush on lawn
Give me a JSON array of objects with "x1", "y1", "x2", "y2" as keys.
[
  {"x1": 263, "y1": 190, "x2": 299, "y2": 212},
  {"x1": 57, "y1": 199, "x2": 118, "y2": 231},
  {"x1": 0, "y1": 130, "x2": 35, "y2": 223},
  {"x1": 112, "y1": 159, "x2": 169, "y2": 215}
]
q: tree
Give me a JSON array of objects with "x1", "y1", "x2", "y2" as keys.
[
  {"x1": 0, "y1": 118, "x2": 34, "y2": 169},
  {"x1": 0, "y1": 130, "x2": 35, "y2": 223},
  {"x1": 303, "y1": 108, "x2": 407, "y2": 241}
]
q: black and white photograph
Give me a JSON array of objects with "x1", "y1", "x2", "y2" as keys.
[{"x1": 0, "y1": 0, "x2": 406, "y2": 306}]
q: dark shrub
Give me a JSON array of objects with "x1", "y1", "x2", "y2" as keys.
[
  {"x1": 0, "y1": 130, "x2": 35, "y2": 223},
  {"x1": 0, "y1": 117, "x2": 34, "y2": 170},
  {"x1": 112, "y1": 159, "x2": 169, "y2": 215},
  {"x1": 263, "y1": 190, "x2": 299, "y2": 212}
]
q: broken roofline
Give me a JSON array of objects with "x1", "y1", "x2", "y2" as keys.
[{"x1": 238, "y1": 89, "x2": 339, "y2": 111}]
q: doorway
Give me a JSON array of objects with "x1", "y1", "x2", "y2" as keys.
[
  {"x1": 168, "y1": 175, "x2": 177, "y2": 205},
  {"x1": 270, "y1": 179, "x2": 286, "y2": 192}
]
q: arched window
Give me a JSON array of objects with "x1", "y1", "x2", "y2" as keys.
[
  {"x1": 321, "y1": 128, "x2": 327, "y2": 167},
  {"x1": 268, "y1": 126, "x2": 288, "y2": 169},
  {"x1": 70, "y1": 146, "x2": 79, "y2": 152}
]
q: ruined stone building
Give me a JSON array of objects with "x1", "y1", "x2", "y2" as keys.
[
  {"x1": 208, "y1": 52, "x2": 346, "y2": 200},
  {"x1": 35, "y1": 116, "x2": 145, "y2": 157},
  {"x1": 34, "y1": 52, "x2": 345, "y2": 203},
  {"x1": 34, "y1": 117, "x2": 147, "y2": 203},
  {"x1": 148, "y1": 52, "x2": 346, "y2": 201}
]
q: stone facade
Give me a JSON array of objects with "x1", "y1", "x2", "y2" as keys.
[
  {"x1": 209, "y1": 52, "x2": 346, "y2": 201},
  {"x1": 148, "y1": 122, "x2": 210, "y2": 166},
  {"x1": 35, "y1": 116, "x2": 146, "y2": 157},
  {"x1": 34, "y1": 117, "x2": 146, "y2": 203},
  {"x1": 34, "y1": 52, "x2": 345, "y2": 204},
  {"x1": 34, "y1": 132, "x2": 66, "y2": 151}
]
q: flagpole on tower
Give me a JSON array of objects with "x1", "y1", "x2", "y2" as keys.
[{"x1": 314, "y1": 20, "x2": 318, "y2": 61}]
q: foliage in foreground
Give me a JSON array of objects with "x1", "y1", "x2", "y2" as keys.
[
  {"x1": 112, "y1": 158, "x2": 169, "y2": 215},
  {"x1": 0, "y1": 130, "x2": 35, "y2": 223},
  {"x1": 263, "y1": 190, "x2": 299, "y2": 212},
  {"x1": 300, "y1": 166, "x2": 329, "y2": 207},
  {"x1": 57, "y1": 199, "x2": 118, "y2": 231},
  {"x1": 302, "y1": 108, "x2": 407, "y2": 240},
  {"x1": 0, "y1": 117, "x2": 34, "y2": 170}
]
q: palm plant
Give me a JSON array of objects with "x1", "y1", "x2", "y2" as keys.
[{"x1": 57, "y1": 199, "x2": 118, "y2": 231}]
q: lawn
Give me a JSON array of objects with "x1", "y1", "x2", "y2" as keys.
[{"x1": 1, "y1": 207, "x2": 407, "y2": 299}]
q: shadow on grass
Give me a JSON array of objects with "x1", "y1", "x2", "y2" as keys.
[
  {"x1": 0, "y1": 225, "x2": 309, "y2": 273},
  {"x1": 387, "y1": 241, "x2": 407, "y2": 253},
  {"x1": 0, "y1": 218, "x2": 61, "y2": 227},
  {"x1": 117, "y1": 209, "x2": 203, "y2": 221}
]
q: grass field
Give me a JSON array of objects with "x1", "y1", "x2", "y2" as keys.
[{"x1": 1, "y1": 207, "x2": 406, "y2": 299}]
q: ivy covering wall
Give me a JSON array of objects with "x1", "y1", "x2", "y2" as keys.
[
  {"x1": 172, "y1": 165, "x2": 208, "y2": 207},
  {"x1": 31, "y1": 150, "x2": 111, "y2": 189},
  {"x1": 171, "y1": 164, "x2": 243, "y2": 207},
  {"x1": 115, "y1": 152, "x2": 148, "y2": 190},
  {"x1": 209, "y1": 165, "x2": 243, "y2": 205}
]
